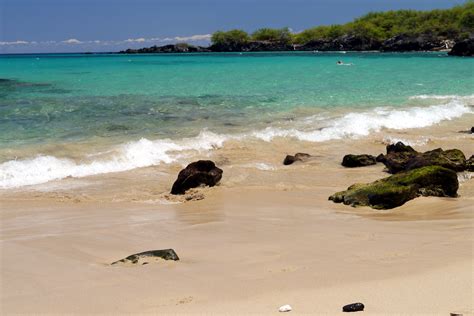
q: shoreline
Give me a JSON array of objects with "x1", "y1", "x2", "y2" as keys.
[
  {"x1": 1, "y1": 99, "x2": 473, "y2": 190},
  {"x1": 0, "y1": 49, "x2": 462, "y2": 56}
]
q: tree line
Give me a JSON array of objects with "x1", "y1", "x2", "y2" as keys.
[{"x1": 211, "y1": 1, "x2": 474, "y2": 46}]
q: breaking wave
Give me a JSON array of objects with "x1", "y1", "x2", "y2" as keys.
[{"x1": 1, "y1": 97, "x2": 472, "y2": 189}]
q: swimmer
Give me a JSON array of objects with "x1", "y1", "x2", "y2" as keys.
[{"x1": 337, "y1": 60, "x2": 354, "y2": 66}]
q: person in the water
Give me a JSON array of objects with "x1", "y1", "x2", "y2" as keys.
[{"x1": 337, "y1": 60, "x2": 354, "y2": 66}]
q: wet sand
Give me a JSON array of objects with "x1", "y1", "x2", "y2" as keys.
[{"x1": 1, "y1": 116, "x2": 473, "y2": 315}]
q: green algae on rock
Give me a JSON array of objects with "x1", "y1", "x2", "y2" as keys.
[
  {"x1": 378, "y1": 143, "x2": 467, "y2": 174},
  {"x1": 329, "y1": 166, "x2": 459, "y2": 209}
]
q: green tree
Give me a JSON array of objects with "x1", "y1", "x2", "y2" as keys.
[
  {"x1": 211, "y1": 30, "x2": 249, "y2": 46},
  {"x1": 251, "y1": 27, "x2": 293, "y2": 44}
]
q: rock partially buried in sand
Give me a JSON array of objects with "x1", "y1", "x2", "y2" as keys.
[
  {"x1": 111, "y1": 249, "x2": 179, "y2": 266},
  {"x1": 378, "y1": 142, "x2": 467, "y2": 174},
  {"x1": 283, "y1": 153, "x2": 311, "y2": 165},
  {"x1": 329, "y1": 166, "x2": 459, "y2": 209},
  {"x1": 342, "y1": 154, "x2": 377, "y2": 167},
  {"x1": 171, "y1": 160, "x2": 223, "y2": 195},
  {"x1": 278, "y1": 304, "x2": 292, "y2": 312},
  {"x1": 343, "y1": 302, "x2": 365, "y2": 312}
]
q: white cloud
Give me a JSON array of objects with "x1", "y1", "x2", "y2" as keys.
[
  {"x1": 0, "y1": 40, "x2": 29, "y2": 45},
  {"x1": 125, "y1": 38, "x2": 146, "y2": 43},
  {"x1": 62, "y1": 38, "x2": 83, "y2": 44},
  {"x1": 2, "y1": 33, "x2": 212, "y2": 49},
  {"x1": 174, "y1": 34, "x2": 211, "y2": 42}
]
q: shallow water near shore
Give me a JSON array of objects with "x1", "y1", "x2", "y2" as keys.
[{"x1": 0, "y1": 51, "x2": 473, "y2": 188}]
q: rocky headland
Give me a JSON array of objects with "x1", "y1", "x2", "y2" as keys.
[{"x1": 119, "y1": 35, "x2": 473, "y2": 55}]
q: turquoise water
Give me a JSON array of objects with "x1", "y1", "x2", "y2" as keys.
[{"x1": 0, "y1": 52, "x2": 473, "y2": 188}]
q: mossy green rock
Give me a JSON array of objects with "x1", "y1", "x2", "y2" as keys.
[
  {"x1": 329, "y1": 166, "x2": 458, "y2": 209},
  {"x1": 405, "y1": 148, "x2": 466, "y2": 172},
  {"x1": 380, "y1": 146, "x2": 467, "y2": 174}
]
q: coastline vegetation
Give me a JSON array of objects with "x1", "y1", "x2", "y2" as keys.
[{"x1": 211, "y1": 1, "x2": 474, "y2": 46}]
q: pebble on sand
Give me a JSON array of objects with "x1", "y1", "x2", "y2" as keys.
[{"x1": 279, "y1": 304, "x2": 292, "y2": 312}]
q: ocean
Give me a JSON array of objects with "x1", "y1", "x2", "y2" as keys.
[{"x1": 0, "y1": 51, "x2": 473, "y2": 188}]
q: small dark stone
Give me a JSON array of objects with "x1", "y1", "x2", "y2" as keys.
[
  {"x1": 283, "y1": 153, "x2": 311, "y2": 165},
  {"x1": 283, "y1": 155, "x2": 296, "y2": 165},
  {"x1": 171, "y1": 160, "x2": 223, "y2": 195},
  {"x1": 341, "y1": 154, "x2": 377, "y2": 167},
  {"x1": 343, "y1": 302, "x2": 365, "y2": 312},
  {"x1": 471, "y1": 126, "x2": 474, "y2": 133}
]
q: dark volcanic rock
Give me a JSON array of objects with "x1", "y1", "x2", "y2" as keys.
[
  {"x1": 471, "y1": 126, "x2": 474, "y2": 133},
  {"x1": 379, "y1": 142, "x2": 419, "y2": 174},
  {"x1": 405, "y1": 148, "x2": 466, "y2": 172},
  {"x1": 378, "y1": 142, "x2": 467, "y2": 174},
  {"x1": 283, "y1": 153, "x2": 311, "y2": 165},
  {"x1": 335, "y1": 35, "x2": 381, "y2": 51},
  {"x1": 300, "y1": 39, "x2": 333, "y2": 51},
  {"x1": 343, "y1": 302, "x2": 365, "y2": 312},
  {"x1": 376, "y1": 153, "x2": 386, "y2": 163},
  {"x1": 466, "y1": 155, "x2": 474, "y2": 172},
  {"x1": 386, "y1": 142, "x2": 416, "y2": 154},
  {"x1": 342, "y1": 154, "x2": 377, "y2": 167},
  {"x1": 120, "y1": 43, "x2": 210, "y2": 54},
  {"x1": 171, "y1": 160, "x2": 223, "y2": 195},
  {"x1": 111, "y1": 249, "x2": 179, "y2": 265},
  {"x1": 448, "y1": 38, "x2": 474, "y2": 57},
  {"x1": 381, "y1": 34, "x2": 445, "y2": 52},
  {"x1": 300, "y1": 35, "x2": 381, "y2": 51},
  {"x1": 209, "y1": 41, "x2": 293, "y2": 52},
  {"x1": 329, "y1": 166, "x2": 459, "y2": 209}
]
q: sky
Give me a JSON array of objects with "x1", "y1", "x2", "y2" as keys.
[{"x1": 0, "y1": 0, "x2": 467, "y2": 53}]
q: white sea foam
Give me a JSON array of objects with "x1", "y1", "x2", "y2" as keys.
[
  {"x1": 0, "y1": 130, "x2": 227, "y2": 189},
  {"x1": 382, "y1": 136, "x2": 431, "y2": 147},
  {"x1": 1, "y1": 98, "x2": 472, "y2": 189},
  {"x1": 409, "y1": 94, "x2": 474, "y2": 100},
  {"x1": 250, "y1": 100, "x2": 472, "y2": 142},
  {"x1": 240, "y1": 162, "x2": 276, "y2": 171}
]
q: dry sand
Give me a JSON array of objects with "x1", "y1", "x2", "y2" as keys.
[{"x1": 1, "y1": 116, "x2": 473, "y2": 315}]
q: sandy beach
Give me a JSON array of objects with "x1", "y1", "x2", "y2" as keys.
[{"x1": 1, "y1": 115, "x2": 473, "y2": 315}]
